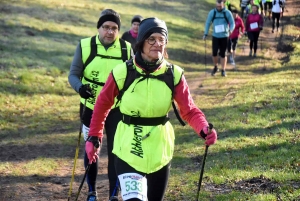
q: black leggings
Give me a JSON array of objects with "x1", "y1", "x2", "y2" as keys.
[
  {"x1": 272, "y1": 12, "x2": 281, "y2": 30},
  {"x1": 81, "y1": 104, "x2": 122, "y2": 197},
  {"x1": 227, "y1": 38, "x2": 238, "y2": 52},
  {"x1": 264, "y1": 2, "x2": 273, "y2": 13},
  {"x1": 241, "y1": 6, "x2": 246, "y2": 18},
  {"x1": 247, "y1": 31, "x2": 260, "y2": 53},
  {"x1": 115, "y1": 156, "x2": 170, "y2": 201}
]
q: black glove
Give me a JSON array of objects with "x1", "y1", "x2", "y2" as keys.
[{"x1": 79, "y1": 84, "x2": 94, "y2": 99}]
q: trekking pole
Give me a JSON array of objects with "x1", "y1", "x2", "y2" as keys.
[
  {"x1": 75, "y1": 141, "x2": 100, "y2": 201},
  {"x1": 196, "y1": 123, "x2": 213, "y2": 201},
  {"x1": 67, "y1": 99, "x2": 87, "y2": 201},
  {"x1": 204, "y1": 38, "x2": 207, "y2": 76}
]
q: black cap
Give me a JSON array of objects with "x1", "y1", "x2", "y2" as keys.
[
  {"x1": 97, "y1": 9, "x2": 121, "y2": 30},
  {"x1": 137, "y1": 17, "x2": 168, "y2": 43},
  {"x1": 131, "y1": 15, "x2": 143, "y2": 24}
]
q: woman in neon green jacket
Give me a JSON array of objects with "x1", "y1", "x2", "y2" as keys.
[{"x1": 85, "y1": 17, "x2": 218, "y2": 201}]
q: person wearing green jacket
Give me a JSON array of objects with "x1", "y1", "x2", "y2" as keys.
[{"x1": 85, "y1": 17, "x2": 218, "y2": 201}]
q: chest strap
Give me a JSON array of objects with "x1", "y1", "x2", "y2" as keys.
[
  {"x1": 122, "y1": 114, "x2": 169, "y2": 126},
  {"x1": 83, "y1": 76, "x2": 105, "y2": 86}
]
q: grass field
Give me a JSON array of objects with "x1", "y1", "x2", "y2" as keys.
[{"x1": 0, "y1": 0, "x2": 299, "y2": 200}]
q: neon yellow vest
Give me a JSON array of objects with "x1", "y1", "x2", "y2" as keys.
[
  {"x1": 112, "y1": 60, "x2": 183, "y2": 173},
  {"x1": 254, "y1": 0, "x2": 261, "y2": 4},
  {"x1": 80, "y1": 34, "x2": 131, "y2": 110}
]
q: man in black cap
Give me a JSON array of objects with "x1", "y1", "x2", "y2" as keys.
[
  {"x1": 68, "y1": 8, "x2": 133, "y2": 201},
  {"x1": 121, "y1": 15, "x2": 143, "y2": 53}
]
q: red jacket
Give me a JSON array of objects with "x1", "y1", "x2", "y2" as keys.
[
  {"x1": 230, "y1": 16, "x2": 245, "y2": 39},
  {"x1": 246, "y1": 13, "x2": 263, "y2": 32}
]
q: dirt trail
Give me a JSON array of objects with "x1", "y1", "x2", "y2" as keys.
[{"x1": 0, "y1": 1, "x2": 299, "y2": 201}]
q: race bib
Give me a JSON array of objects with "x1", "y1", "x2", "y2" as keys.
[
  {"x1": 119, "y1": 173, "x2": 147, "y2": 201},
  {"x1": 250, "y1": 22, "x2": 258, "y2": 29},
  {"x1": 82, "y1": 124, "x2": 90, "y2": 141},
  {"x1": 215, "y1": 24, "x2": 225, "y2": 33}
]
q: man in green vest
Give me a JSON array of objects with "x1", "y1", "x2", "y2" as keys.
[{"x1": 68, "y1": 8, "x2": 132, "y2": 201}]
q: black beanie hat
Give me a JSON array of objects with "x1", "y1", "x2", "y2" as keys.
[
  {"x1": 131, "y1": 15, "x2": 143, "y2": 24},
  {"x1": 137, "y1": 17, "x2": 168, "y2": 43},
  {"x1": 97, "y1": 9, "x2": 121, "y2": 30}
]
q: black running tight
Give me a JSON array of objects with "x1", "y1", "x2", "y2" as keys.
[
  {"x1": 248, "y1": 31, "x2": 260, "y2": 53},
  {"x1": 272, "y1": 12, "x2": 281, "y2": 30}
]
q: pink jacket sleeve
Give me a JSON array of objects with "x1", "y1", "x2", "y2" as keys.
[
  {"x1": 174, "y1": 75, "x2": 209, "y2": 136},
  {"x1": 88, "y1": 73, "x2": 119, "y2": 141},
  {"x1": 240, "y1": 17, "x2": 245, "y2": 33}
]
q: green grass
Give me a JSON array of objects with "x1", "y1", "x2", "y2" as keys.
[{"x1": 0, "y1": 0, "x2": 299, "y2": 200}]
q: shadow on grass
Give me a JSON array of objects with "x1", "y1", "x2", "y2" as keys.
[
  {"x1": 0, "y1": 3, "x2": 95, "y2": 28},
  {"x1": 0, "y1": 78, "x2": 75, "y2": 96},
  {"x1": 0, "y1": 22, "x2": 83, "y2": 71}
]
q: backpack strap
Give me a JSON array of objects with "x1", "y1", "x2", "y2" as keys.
[
  {"x1": 211, "y1": 9, "x2": 229, "y2": 25},
  {"x1": 119, "y1": 38, "x2": 129, "y2": 62},
  {"x1": 223, "y1": 12, "x2": 229, "y2": 24},
  {"x1": 211, "y1": 10, "x2": 217, "y2": 24},
  {"x1": 165, "y1": 63, "x2": 186, "y2": 126},
  {"x1": 116, "y1": 59, "x2": 136, "y2": 105},
  {"x1": 83, "y1": 35, "x2": 97, "y2": 69}
]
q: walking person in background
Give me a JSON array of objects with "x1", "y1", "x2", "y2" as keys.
[
  {"x1": 271, "y1": 0, "x2": 285, "y2": 33},
  {"x1": 246, "y1": 0, "x2": 263, "y2": 18},
  {"x1": 240, "y1": 0, "x2": 250, "y2": 18},
  {"x1": 68, "y1": 9, "x2": 132, "y2": 201},
  {"x1": 264, "y1": 0, "x2": 273, "y2": 20},
  {"x1": 85, "y1": 17, "x2": 218, "y2": 201},
  {"x1": 204, "y1": 0, "x2": 235, "y2": 77},
  {"x1": 245, "y1": 4, "x2": 264, "y2": 57},
  {"x1": 121, "y1": 15, "x2": 143, "y2": 53},
  {"x1": 228, "y1": 9, "x2": 245, "y2": 66}
]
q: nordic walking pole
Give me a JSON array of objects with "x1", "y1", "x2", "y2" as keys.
[
  {"x1": 75, "y1": 141, "x2": 100, "y2": 201},
  {"x1": 67, "y1": 99, "x2": 87, "y2": 201},
  {"x1": 196, "y1": 123, "x2": 213, "y2": 201},
  {"x1": 204, "y1": 38, "x2": 207, "y2": 76}
]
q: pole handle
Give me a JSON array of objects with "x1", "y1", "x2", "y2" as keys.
[{"x1": 208, "y1": 123, "x2": 213, "y2": 134}]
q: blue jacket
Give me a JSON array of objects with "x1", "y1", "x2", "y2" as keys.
[{"x1": 204, "y1": 8, "x2": 235, "y2": 38}]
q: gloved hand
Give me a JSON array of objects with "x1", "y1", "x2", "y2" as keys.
[
  {"x1": 200, "y1": 125, "x2": 217, "y2": 146},
  {"x1": 79, "y1": 84, "x2": 94, "y2": 99},
  {"x1": 85, "y1": 136, "x2": 101, "y2": 164},
  {"x1": 203, "y1": 34, "x2": 207, "y2": 40}
]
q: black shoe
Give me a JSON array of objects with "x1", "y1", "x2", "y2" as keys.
[
  {"x1": 221, "y1": 69, "x2": 227, "y2": 77},
  {"x1": 109, "y1": 196, "x2": 119, "y2": 201},
  {"x1": 211, "y1": 66, "x2": 218, "y2": 76}
]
